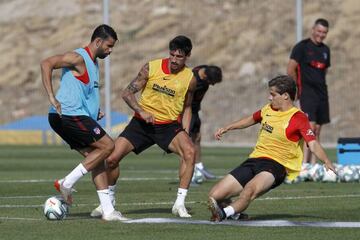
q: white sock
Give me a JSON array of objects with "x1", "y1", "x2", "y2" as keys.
[
  {"x1": 224, "y1": 206, "x2": 235, "y2": 218},
  {"x1": 174, "y1": 188, "x2": 188, "y2": 206},
  {"x1": 108, "y1": 185, "x2": 116, "y2": 206},
  {"x1": 97, "y1": 189, "x2": 115, "y2": 215},
  {"x1": 63, "y1": 163, "x2": 88, "y2": 188},
  {"x1": 195, "y1": 162, "x2": 204, "y2": 170}
]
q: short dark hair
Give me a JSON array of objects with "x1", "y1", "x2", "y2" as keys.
[
  {"x1": 314, "y1": 18, "x2": 329, "y2": 28},
  {"x1": 205, "y1": 65, "x2": 222, "y2": 84},
  {"x1": 169, "y1": 35, "x2": 192, "y2": 56},
  {"x1": 91, "y1": 24, "x2": 118, "y2": 42},
  {"x1": 268, "y1": 75, "x2": 297, "y2": 101}
]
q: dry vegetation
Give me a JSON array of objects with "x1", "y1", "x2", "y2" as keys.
[{"x1": 1, "y1": 0, "x2": 359, "y2": 144}]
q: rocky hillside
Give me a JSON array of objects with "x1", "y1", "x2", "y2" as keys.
[{"x1": 0, "y1": 0, "x2": 359, "y2": 144}]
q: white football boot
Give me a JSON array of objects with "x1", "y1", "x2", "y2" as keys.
[
  {"x1": 54, "y1": 178, "x2": 76, "y2": 205},
  {"x1": 102, "y1": 210, "x2": 129, "y2": 221},
  {"x1": 172, "y1": 204, "x2": 191, "y2": 218},
  {"x1": 90, "y1": 205, "x2": 103, "y2": 218}
]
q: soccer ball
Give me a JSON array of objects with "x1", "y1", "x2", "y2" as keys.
[
  {"x1": 308, "y1": 164, "x2": 325, "y2": 182},
  {"x1": 284, "y1": 176, "x2": 301, "y2": 184},
  {"x1": 338, "y1": 165, "x2": 360, "y2": 182},
  {"x1": 322, "y1": 169, "x2": 338, "y2": 182},
  {"x1": 298, "y1": 163, "x2": 312, "y2": 181},
  {"x1": 43, "y1": 196, "x2": 69, "y2": 220}
]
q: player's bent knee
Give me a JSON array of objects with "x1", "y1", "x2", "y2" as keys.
[
  {"x1": 208, "y1": 188, "x2": 223, "y2": 201},
  {"x1": 106, "y1": 157, "x2": 119, "y2": 169}
]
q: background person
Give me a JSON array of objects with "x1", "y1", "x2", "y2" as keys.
[
  {"x1": 190, "y1": 65, "x2": 222, "y2": 185},
  {"x1": 287, "y1": 18, "x2": 331, "y2": 165}
]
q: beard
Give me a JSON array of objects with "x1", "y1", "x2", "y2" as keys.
[{"x1": 97, "y1": 53, "x2": 107, "y2": 59}]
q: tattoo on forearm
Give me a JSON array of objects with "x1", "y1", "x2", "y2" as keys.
[
  {"x1": 126, "y1": 82, "x2": 139, "y2": 93},
  {"x1": 126, "y1": 63, "x2": 149, "y2": 94},
  {"x1": 122, "y1": 63, "x2": 149, "y2": 113}
]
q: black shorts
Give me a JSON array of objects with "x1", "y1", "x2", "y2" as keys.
[
  {"x1": 120, "y1": 117, "x2": 184, "y2": 154},
  {"x1": 48, "y1": 113, "x2": 107, "y2": 149},
  {"x1": 229, "y1": 158, "x2": 286, "y2": 189},
  {"x1": 189, "y1": 112, "x2": 201, "y2": 136},
  {"x1": 300, "y1": 91, "x2": 330, "y2": 125}
]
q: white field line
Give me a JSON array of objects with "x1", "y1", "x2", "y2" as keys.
[
  {"x1": 1, "y1": 194, "x2": 360, "y2": 208},
  {"x1": 124, "y1": 218, "x2": 360, "y2": 228},
  {"x1": 0, "y1": 177, "x2": 180, "y2": 183},
  {"x1": 0, "y1": 217, "x2": 42, "y2": 221},
  {"x1": 1, "y1": 216, "x2": 359, "y2": 228}
]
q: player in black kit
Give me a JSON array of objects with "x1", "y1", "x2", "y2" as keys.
[
  {"x1": 190, "y1": 65, "x2": 222, "y2": 184},
  {"x1": 287, "y1": 18, "x2": 331, "y2": 165}
]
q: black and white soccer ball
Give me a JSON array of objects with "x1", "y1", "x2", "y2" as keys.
[
  {"x1": 298, "y1": 163, "x2": 312, "y2": 181},
  {"x1": 43, "y1": 196, "x2": 69, "y2": 220},
  {"x1": 321, "y1": 168, "x2": 338, "y2": 182},
  {"x1": 308, "y1": 164, "x2": 325, "y2": 182},
  {"x1": 338, "y1": 165, "x2": 360, "y2": 182}
]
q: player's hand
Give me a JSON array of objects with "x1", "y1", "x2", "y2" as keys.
[
  {"x1": 97, "y1": 110, "x2": 105, "y2": 120},
  {"x1": 324, "y1": 161, "x2": 337, "y2": 175},
  {"x1": 139, "y1": 110, "x2": 154, "y2": 124},
  {"x1": 214, "y1": 127, "x2": 227, "y2": 140},
  {"x1": 50, "y1": 96, "x2": 62, "y2": 116}
]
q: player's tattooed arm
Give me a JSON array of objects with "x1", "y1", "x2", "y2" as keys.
[{"x1": 122, "y1": 63, "x2": 149, "y2": 114}]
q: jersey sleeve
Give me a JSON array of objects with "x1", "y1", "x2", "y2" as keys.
[
  {"x1": 253, "y1": 110, "x2": 262, "y2": 123},
  {"x1": 291, "y1": 112, "x2": 316, "y2": 143},
  {"x1": 290, "y1": 42, "x2": 304, "y2": 63}
]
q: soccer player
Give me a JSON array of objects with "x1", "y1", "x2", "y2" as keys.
[
  {"x1": 90, "y1": 35, "x2": 197, "y2": 218},
  {"x1": 190, "y1": 65, "x2": 222, "y2": 184},
  {"x1": 208, "y1": 75, "x2": 336, "y2": 221},
  {"x1": 287, "y1": 18, "x2": 331, "y2": 165},
  {"x1": 41, "y1": 24, "x2": 127, "y2": 221}
]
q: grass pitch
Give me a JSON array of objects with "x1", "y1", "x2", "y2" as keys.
[{"x1": 0, "y1": 145, "x2": 359, "y2": 240}]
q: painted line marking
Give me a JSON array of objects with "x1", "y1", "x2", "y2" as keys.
[
  {"x1": 1, "y1": 194, "x2": 360, "y2": 208},
  {"x1": 1, "y1": 216, "x2": 360, "y2": 228},
  {"x1": 124, "y1": 218, "x2": 360, "y2": 228},
  {"x1": 0, "y1": 217, "x2": 42, "y2": 221},
  {"x1": 0, "y1": 177, "x2": 181, "y2": 183}
]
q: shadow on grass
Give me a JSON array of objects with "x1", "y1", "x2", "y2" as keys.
[
  {"x1": 125, "y1": 208, "x2": 171, "y2": 215},
  {"x1": 125, "y1": 207, "x2": 194, "y2": 215},
  {"x1": 66, "y1": 212, "x2": 94, "y2": 220}
]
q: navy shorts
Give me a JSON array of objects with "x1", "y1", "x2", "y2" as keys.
[
  {"x1": 229, "y1": 158, "x2": 286, "y2": 189},
  {"x1": 119, "y1": 117, "x2": 184, "y2": 154},
  {"x1": 48, "y1": 113, "x2": 106, "y2": 149},
  {"x1": 300, "y1": 90, "x2": 330, "y2": 125}
]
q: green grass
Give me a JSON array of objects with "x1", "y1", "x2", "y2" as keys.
[{"x1": 0, "y1": 145, "x2": 359, "y2": 240}]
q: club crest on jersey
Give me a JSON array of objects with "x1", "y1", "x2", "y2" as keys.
[
  {"x1": 262, "y1": 122, "x2": 273, "y2": 133},
  {"x1": 323, "y1": 52, "x2": 328, "y2": 60},
  {"x1": 306, "y1": 129, "x2": 315, "y2": 136},
  {"x1": 93, "y1": 127, "x2": 101, "y2": 135}
]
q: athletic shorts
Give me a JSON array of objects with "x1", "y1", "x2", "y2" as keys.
[
  {"x1": 229, "y1": 158, "x2": 286, "y2": 189},
  {"x1": 48, "y1": 113, "x2": 106, "y2": 150},
  {"x1": 189, "y1": 112, "x2": 201, "y2": 136},
  {"x1": 300, "y1": 91, "x2": 330, "y2": 125},
  {"x1": 119, "y1": 117, "x2": 184, "y2": 154}
]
